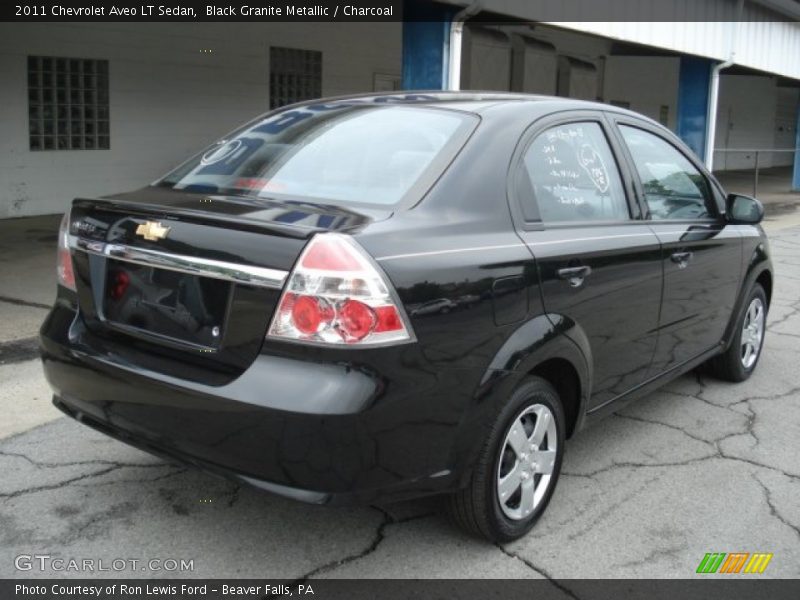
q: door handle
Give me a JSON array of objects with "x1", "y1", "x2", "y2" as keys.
[
  {"x1": 557, "y1": 266, "x2": 592, "y2": 287},
  {"x1": 670, "y1": 251, "x2": 694, "y2": 267}
]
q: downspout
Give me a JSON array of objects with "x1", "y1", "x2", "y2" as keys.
[
  {"x1": 447, "y1": 2, "x2": 481, "y2": 91},
  {"x1": 704, "y1": 0, "x2": 744, "y2": 170}
]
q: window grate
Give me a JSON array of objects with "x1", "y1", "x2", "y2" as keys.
[
  {"x1": 269, "y1": 47, "x2": 322, "y2": 110},
  {"x1": 28, "y1": 56, "x2": 110, "y2": 151}
]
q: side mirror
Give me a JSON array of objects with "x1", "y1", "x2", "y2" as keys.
[{"x1": 726, "y1": 194, "x2": 764, "y2": 225}]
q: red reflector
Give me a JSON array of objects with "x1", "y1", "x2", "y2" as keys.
[
  {"x1": 300, "y1": 237, "x2": 363, "y2": 271},
  {"x1": 339, "y1": 299, "x2": 377, "y2": 341},
  {"x1": 374, "y1": 305, "x2": 403, "y2": 332},
  {"x1": 109, "y1": 270, "x2": 130, "y2": 300}
]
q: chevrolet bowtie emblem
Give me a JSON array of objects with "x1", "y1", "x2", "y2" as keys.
[{"x1": 135, "y1": 221, "x2": 170, "y2": 241}]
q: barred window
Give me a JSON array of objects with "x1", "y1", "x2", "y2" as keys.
[
  {"x1": 28, "y1": 56, "x2": 110, "y2": 151},
  {"x1": 269, "y1": 47, "x2": 322, "y2": 110}
]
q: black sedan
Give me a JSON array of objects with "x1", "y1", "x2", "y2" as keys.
[{"x1": 41, "y1": 92, "x2": 772, "y2": 542}]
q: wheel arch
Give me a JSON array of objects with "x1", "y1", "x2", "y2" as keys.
[
  {"x1": 481, "y1": 313, "x2": 592, "y2": 438},
  {"x1": 450, "y1": 313, "x2": 591, "y2": 489},
  {"x1": 529, "y1": 357, "x2": 582, "y2": 439},
  {"x1": 722, "y1": 240, "x2": 772, "y2": 350},
  {"x1": 756, "y1": 268, "x2": 772, "y2": 307}
]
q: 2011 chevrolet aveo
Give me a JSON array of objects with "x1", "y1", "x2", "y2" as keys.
[{"x1": 41, "y1": 92, "x2": 773, "y2": 542}]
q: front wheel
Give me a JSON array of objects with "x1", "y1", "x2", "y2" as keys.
[
  {"x1": 705, "y1": 283, "x2": 768, "y2": 382},
  {"x1": 445, "y1": 376, "x2": 565, "y2": 542}
]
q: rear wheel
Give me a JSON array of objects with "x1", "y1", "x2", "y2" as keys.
[
  {"x1": 706, "y1": 283, "x2": 767, "y2": 382},
  {"x1": 445, "y1": 376, "x2": 565, "y2": 542}
]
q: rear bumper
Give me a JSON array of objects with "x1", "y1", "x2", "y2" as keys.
[
  {"x1": 40, "y1": 303, "x2": 474, "y2": 505},
  {"x1": 52, "y1": 396, "x2": 332, "y2": 504}
]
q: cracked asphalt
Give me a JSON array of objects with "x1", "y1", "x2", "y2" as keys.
[{"x1": 1, "y1": 216, "x2": 798, "y2": 580}]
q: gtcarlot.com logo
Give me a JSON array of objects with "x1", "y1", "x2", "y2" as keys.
[
  {"x1": 696, "y1": 552, "x2": 773, "y2": 574},
  {"x1": 14, "y1": 554, "x2": 194, "y2": 573}
]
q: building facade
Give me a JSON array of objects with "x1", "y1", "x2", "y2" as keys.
[{"x1": 1, "y1": 0, "x2": 799, "y2": 218}]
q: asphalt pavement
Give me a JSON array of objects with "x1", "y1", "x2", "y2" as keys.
[{"x1": 1, "y1": 211, "x2": 798, "y2": 580}]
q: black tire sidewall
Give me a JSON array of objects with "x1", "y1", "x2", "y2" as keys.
[{"x1": 483, "y1": 377, "x2": 566, "y2": 542}]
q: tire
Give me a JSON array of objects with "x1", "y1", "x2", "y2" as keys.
[
  {"x1": 705, "y1": 283, "x2": 768, "y2": 382},
  {"x1": 445, "y1": 376, "x2": 565, "y2": 543}
]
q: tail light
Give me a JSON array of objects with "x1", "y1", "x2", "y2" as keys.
[
  {"x1": 108, "y1": 270, "x2": 130, "y2": 300},
  {"x1": 57, "y1": 212, "x2": 76, "y2": 291},
  {"x1": 267, "y1": 233, "x2": 414, "y2": 346}
]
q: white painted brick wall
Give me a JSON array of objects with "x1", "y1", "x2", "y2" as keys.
[{"x1": 0, "y1": 22, "x2": 401, "y2": 218}]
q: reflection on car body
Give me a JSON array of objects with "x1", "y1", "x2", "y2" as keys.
[{"x1": 410, "y1": 298, "x2": 458, "y2": 316}]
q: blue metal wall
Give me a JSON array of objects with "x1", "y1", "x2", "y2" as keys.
[
  {"x1": 401, "y1": 1, "x2": 454, "y2": 90},
  {"x1": 676, "y1": 57, "x2": 712, "y2": 161}
]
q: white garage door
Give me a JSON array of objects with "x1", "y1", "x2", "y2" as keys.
[
  {"x1": 511, "y1": 35, "x2": 557, "y2": 95},
  {"x1": 462, "y1": 26, "x2": 511, "y2": 91}
]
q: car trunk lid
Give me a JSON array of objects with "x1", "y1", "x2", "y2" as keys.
[{"x1": 67, "y1": 187, "x2": 387, "y2": 383}]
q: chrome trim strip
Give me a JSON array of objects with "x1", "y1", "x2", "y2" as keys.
[
  {"x1": 529, "y1": 232, "x2": 663, "y2": 246},
  {"x1": 70, "y1": 236, "x2": 288, "y2": 290},
  {"x1": 376, "y1": 243, "x2": 526, "y2": 262},
  {"x1": 375, "y1": 229, "x2": 731, "y2": 261}
]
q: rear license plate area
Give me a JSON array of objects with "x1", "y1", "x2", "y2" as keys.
[{"x1": 102, "y1": 258, "x2": 231, "y2": 348}]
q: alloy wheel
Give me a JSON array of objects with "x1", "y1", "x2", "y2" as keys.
[
  {"x1": 496, "y1": 404, "x2": 558, "y2": 520},
  {"x1": 740, "y1": 297, "x2": 765, "y2": 369}
]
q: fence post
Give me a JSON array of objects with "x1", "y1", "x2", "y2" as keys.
[{"x1": 753, "y1": 151, "x2": 759, "y2": 197}]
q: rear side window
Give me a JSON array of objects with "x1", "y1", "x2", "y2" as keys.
[
  {"x1": 521, "y1": 122, "x2": 629, "y2": 223},
  {"x1": 159, "y1": 104, "x2": 475, "y2": 208},
  {"x1": 618, "y1": 125, "x2": 713, "y2": 220}
]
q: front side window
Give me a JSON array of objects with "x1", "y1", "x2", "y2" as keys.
[
  {"x1": 522, "y1": 122, "x2": 629, "y2": 223},
  {"x1": 159, "y1": 104, "x2": 475, "y2": 207},
  {"x1": 619, "y1": 125, "x2": 713, "y2": 220}
]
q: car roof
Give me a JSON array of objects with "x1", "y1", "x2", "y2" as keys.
[
  {"x1": 310, "y1": 90, "x2": 552, "y2": 112},
  {"x1": 301, "y1": 90, "x2": 658, "y2": 125}
]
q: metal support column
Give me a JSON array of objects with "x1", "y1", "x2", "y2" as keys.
[
  {"x1": 676, "y1": 57, "x2": 712, "y2": 162},
  {"x1": 401, "y1": 1, "x2": 454, "y2": 90}
]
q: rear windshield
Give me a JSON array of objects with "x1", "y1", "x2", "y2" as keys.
[{"x1": 158, "y1": 104, "x2": 476, "y2": 207}]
